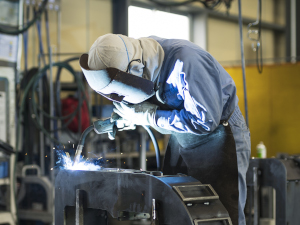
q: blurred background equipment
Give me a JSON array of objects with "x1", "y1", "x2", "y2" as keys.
[
  {"x1": 0, "y1": 140, "x2": 16, "y2": 225},
  {"x1": 245, "y1": 156, "x2": 300, "y2": 225}
]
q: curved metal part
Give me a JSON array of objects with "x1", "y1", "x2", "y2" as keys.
[
  {"x1": 21, "y1": 164, "x2": 42, "y2": 176},
  {"x1": 55, "y1": 169, "x2": 232, "y2": 225},
  {"x1": 17, "y1": 174, "x2": 53, "y2": 223},
  {"x1": 80, "y1": 54, "x2": 155, "y2": 104}
]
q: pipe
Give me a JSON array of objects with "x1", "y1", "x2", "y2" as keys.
[{"x1": 238, "y1": 0, "x2": 249, "y2": 127}]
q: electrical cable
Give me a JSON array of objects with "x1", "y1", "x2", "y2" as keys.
[
  {"x1": 142, "y1": 125, "x2": 161, "y2": 171},
  {"x1": 256, "y1": 0, "x2": 263, "y2": 73},
  {"x1": 23, "y1": 4, "x2": 30, "y2": 73},
  {"x1": 54, "y1": 57, "x2": 83, "y2": 118},
  {"x1": 17, "y1": 62, "x2": 87, "y2": 151},
  {"x1": 19, "y1": 55, "x2": 88, "y2": 140},
  {"x1": 54, "y1": 57, "x2": 91, "y2": 141},
  {"x1": 35, "y1": 7, "x2": 46, "y2": 66},
  {"x1": 0, "y1": 0, "x2": 48, "y2": 35},
  {"x1": 30, "y1": 65, "x2": 89, "y2": 140},
  {"x1": 77, "y1": 125, "x2": 94, "y2": 147}
]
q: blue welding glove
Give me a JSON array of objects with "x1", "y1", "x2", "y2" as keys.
[
  {"x1": 108, "y1": 112, "x2": 136, "y2": 140},
  {"x1": 113, "y1": 101, "x2": 158, "y2": 126}
]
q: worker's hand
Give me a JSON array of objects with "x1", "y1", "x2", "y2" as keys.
[
  {"x1": 108, "y1": 112, "x2": 136, "y2": 140},
  {"x1": 113, "y1": 101, "x2": 158, "y2": 126}
]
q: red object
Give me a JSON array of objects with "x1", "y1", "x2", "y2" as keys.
[{"x1": 61, "y1": 97, "x2": 90, "y2": 133}]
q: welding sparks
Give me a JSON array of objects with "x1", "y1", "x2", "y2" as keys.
[{"x1": 57, "y1": 151, "x2": 102, "y2": 171}]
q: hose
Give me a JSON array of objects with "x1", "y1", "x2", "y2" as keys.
[
  {"x1": 23, "y1": 4, "x2": 30, "y2": 73},
  {"x1": 29, "y1": 65, "x2": 88, "y2": 140},
  {"x1": 72, "y1": 123, "x2": 161, "y2": 171},
  {"x1": 35, "y1": 7, "x2": 46, "y2": 66},
  {"x1": 17, "y1": 62, "x2": 85, "y2": 149},
  {"x1": 78, "y1": 125, "x2": 94, "y2": 146},
  {"x1": 142, "y1": 125, "x2": 161, "y2": 171}
]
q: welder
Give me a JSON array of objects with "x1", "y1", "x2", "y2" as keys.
[{"x1": 80, "y1": 33, "x2": 250, "y2": 225}]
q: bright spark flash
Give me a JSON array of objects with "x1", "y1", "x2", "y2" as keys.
[{"x1": 58, "y1": 151, "x2": 102, "y2": 171}]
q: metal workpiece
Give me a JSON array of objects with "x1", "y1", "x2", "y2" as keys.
[{"x1": 55, "y1": 169, "x2": 232, "y2": 225}]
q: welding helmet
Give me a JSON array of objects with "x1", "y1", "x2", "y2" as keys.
[
  {"x1": 79, "y1": 33, "x2": 164, "y2": 104},
  {"x1": 80, "y1": 54, "x2": 155, "y2": 103}
]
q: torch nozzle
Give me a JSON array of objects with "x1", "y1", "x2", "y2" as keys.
[{"x1": 73, "y1": 145, "x2": 84, "y2": 165}]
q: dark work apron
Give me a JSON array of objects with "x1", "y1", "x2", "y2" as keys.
[{"x1": 162, "y1": 124, "x2": 239, "y2": 225}]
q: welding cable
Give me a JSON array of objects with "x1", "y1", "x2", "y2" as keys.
[
  {"x1": 54, "y1": 57, "x2": 85, "y2": 118},
  {"x1": 77, "y1": 125, "x2": 94, "y2": 146},
  {"x1": 44, "y1": 7, "x2": 61, "y2": 140},
  {"x1": 142, "y1": 125, "x2": 161, "y2": 171},
  {"x1": 35, "y1": 7, "x2": 46, "y2": 66},
  {"x1": 17, "y1": 62, "x2": 84, "y2": 149},
  {"x1": 31, "y1": 64, "x2": 89, "y2": 129},
  {"x1": 30, "y1": 65, "x2": 89, "y2": 136},
  {"x1": 23, "y1": 4, "x2": 30, "y2": 73},
  {"x1": 44, "y1": 9, "x2": 51, "y2": 64},
  {"x1": 0, "y1": 0, "x2": 48, "y2": 35},
  {"x1": 53, "y1": 56, "x2": 93, "y2": 140}
]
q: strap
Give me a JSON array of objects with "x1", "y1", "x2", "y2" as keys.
[{"x1": 220, "y1": 108, "x2": 235, "y2": 126}]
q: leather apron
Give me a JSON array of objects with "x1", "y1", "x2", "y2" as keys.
[{"x1": 162, "y1": 123, "x2": 239, "y2": 225}]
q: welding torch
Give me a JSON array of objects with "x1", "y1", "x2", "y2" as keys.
[
  {"x1": 73, "y1": 114, "x2": 161, "y2": 170},
  {"x1": 73, "y1": 115, "x2": 120, "y2": 165}
]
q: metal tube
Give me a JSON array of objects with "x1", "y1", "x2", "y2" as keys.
[
  {"x1": 238, "y1": 0, "x2": 249, "y2": 127},
  {"x1": 291, "y1": 0, "x2": 296, "y2": 63},
  {"x1": 76, "y1": 189, "x2": 84, "y2": 225},
  {"x1": 140, "y1": 128, "x2": 147, "y2": 171},
  {"x1": 49, "y1": 48, "x2": 55, "y2": 182},
  {"x1": 115, "y1": 136, "x2": 121, "y2": 168}
]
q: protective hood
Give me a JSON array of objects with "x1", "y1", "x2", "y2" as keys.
[
  {"x1": 87, "y1": 33, "x2": 165, "y2": 86},
  {"x1": 80, "y1": 54, "x2": 156, "y2": 104}
]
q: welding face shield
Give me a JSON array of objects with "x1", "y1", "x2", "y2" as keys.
[{"x1": 79, "y1": 53, "x2": 155, "y2": 104}]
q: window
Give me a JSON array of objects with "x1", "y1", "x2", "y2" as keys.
[{"x1": 128, "y1": 6, "x2": 190, "y2": 40}]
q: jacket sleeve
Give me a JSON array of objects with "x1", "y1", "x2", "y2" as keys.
[{"x1": 154, "y1": 49, "x2": 224, "y2": 135}]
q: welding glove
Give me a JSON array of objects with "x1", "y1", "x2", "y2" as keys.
[
  {"x1": 108, "y1": 112, "x2": 136, "y2": 140},
  {"x1": 113, "y1": 101, "x2": 158, "y2": 126}
]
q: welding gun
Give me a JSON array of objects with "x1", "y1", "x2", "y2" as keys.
[
  {"x1": 73, "y1": 109, "x2": 161, "y2": 170},
  {"x1": 73, "y1": 114, "x2": 121, "y2": 165}
]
